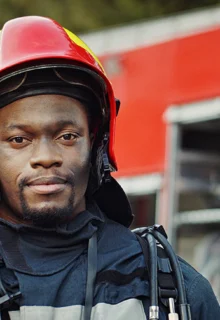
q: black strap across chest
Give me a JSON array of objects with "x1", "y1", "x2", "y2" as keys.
[{"x1": 0, "y1": 257, "x2": 21, "y2": 320}]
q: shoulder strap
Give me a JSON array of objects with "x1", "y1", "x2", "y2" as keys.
[
  {"x1": 135, "y1": 234, "x2": 150, "y2": 316},
  {"x1": 133, "y1": 227, "x2": 178, "y2": 309}
]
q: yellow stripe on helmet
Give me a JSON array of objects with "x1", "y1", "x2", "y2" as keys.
[{"x1": 64, "y1": 28, "x2": 105, "y2": 74}]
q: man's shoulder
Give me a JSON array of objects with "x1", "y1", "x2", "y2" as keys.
[
  {"x1": 178, "y1": 256, "x2": 202, "y2": 287},
  {"x1": 178, "y1": 256, "x2": 220, "y2": 318},
  {"x1": 96, "y1": 218, "x2": 220, "y2": 318},
  {"x1": 178, "y1": 255, "x2": 214, "y2": 295}
]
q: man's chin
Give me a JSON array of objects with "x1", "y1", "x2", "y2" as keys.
[
  {"x1": 21, "y1": 205, "x2": 74, "y2": 226},
  {"x1": 19, "y1": 188, "x2": 75, "y2": 226}
]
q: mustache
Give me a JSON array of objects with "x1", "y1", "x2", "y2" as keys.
[{"x1": 19, "y1": 173, "x2": 75, "y2": 189}]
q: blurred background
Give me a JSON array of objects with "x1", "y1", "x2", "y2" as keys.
[{"x1": 1, "y1": 0, "x2": 220, "y2": 300}]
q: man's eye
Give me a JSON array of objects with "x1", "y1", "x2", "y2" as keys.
[
  {"x1": 60, "y1": 134, "x2": 76, "y2": 140},
  {"x1": 11, "y1": 137, "x2": 25, "y2": 143}
]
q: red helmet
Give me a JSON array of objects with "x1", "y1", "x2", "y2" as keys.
[{"x1": 0, "y1": 16, "x2": 133, "y2": 226}]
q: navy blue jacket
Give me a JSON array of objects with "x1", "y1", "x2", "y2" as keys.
[{"x1": 0, "y1": 202, "x2": 219, "y2": 319}]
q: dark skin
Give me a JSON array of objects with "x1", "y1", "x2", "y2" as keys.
[{"x1": 0, "y1": 94, "x2": 93, "y2": 226}]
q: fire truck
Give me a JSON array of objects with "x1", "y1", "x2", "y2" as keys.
[{"x1": 81, "y1": 6, "x2": 220, "y2": 298}]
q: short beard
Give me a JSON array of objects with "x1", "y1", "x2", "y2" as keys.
[{"x1": 19, "y1": 177, "x2": 75, "y2": 227}]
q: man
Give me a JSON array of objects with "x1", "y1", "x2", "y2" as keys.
[{"x1": 0, "y1": 16, "x2": 219, "y2": 320}]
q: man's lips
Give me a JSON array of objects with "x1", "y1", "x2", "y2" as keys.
[{"x1": 26, "y1": 176, "x2": 68, "y2": 195}]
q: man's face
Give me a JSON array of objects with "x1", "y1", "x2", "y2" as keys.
[{"x1": 0, "y1": 94, "x2": 93, "y2": 226}]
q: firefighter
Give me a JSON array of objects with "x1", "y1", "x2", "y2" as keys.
[{"x1": 0, "y1": 16, "x2": 219, "y2": 320}]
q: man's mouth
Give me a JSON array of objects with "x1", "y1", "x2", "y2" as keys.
[{"x1": 27, "y1": 176, "x2": 68, "y2": 195}]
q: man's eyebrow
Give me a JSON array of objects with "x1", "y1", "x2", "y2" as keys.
[
  {"x1": 4, "y1": 124, "x2": 31, "y2": 130},
  {"x1": 5, "y1": 120, "x2": 79, "y2": 130},
  {"x1": 55, "y1": 120, "x2": 79, "y2": 127}
]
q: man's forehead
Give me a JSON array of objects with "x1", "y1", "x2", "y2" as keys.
[{"x1": 0, "y1": 93, "x2": 86, "y2": 110}]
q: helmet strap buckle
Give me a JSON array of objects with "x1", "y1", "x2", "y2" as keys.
[{"x1": 102, "y1": 134, "x2": 111, "y2": 183}]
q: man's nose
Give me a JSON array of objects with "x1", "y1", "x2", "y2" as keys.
[{"x1": 30, "y1": 139, "x2": 63, "y2": 169}]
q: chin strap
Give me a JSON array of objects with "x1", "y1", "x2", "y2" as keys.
[{"x1": 95, "y1": 133, "x2": 112, "y2": 187}]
